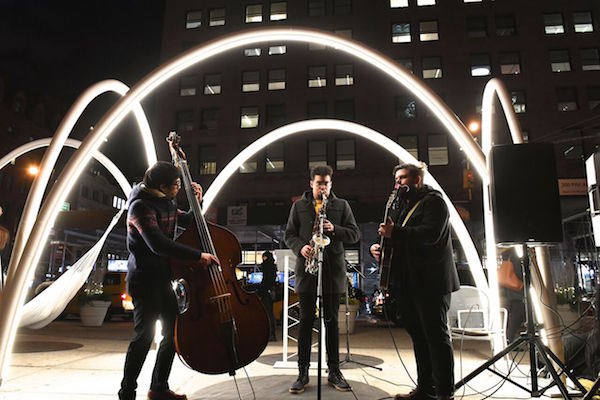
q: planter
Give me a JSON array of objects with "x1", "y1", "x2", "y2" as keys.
[
  {"x1": 80, "y1": 300, "x2": 111, "y2": 327},
  {"x1": 338, "y1": 303, "x2": 359, "y2": 335}
]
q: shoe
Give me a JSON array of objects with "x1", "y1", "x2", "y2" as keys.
[
  {"x1": 394, "y1": 388, "x2": 436, "y2": 400},
  {"x1": 327, "y1": 367, "x2": 351, "y2": 392},
  {"x1": 289, "y1": 365, "x2": 310, "y2": 394},
  {"x1": 147, "y1": 389, "x2": 187, "y2": 400},
  {"x1": 437, "y1": 396, "x2": 454, "y2": 400},
  {"x1": 118, "y1": 390, "x2": 135, "y2": 400}
]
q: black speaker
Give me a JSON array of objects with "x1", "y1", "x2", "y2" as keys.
[{"x1": 489, "y1": 143, "x2": 563, "y2": 245}]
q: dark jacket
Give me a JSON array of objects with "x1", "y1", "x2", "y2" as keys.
[
  {"x1": 126, "y1": 183, "x2": 202, "y2": 284},
  {"x1": 388, "y1": 185, "x2": 459, "y2": 296},
  {"x1": 258, "y1": 257, "x2": 277, "y2": 294},
  {"x1": 284, "y1": 190, "x2": 360, "y2": 294}
]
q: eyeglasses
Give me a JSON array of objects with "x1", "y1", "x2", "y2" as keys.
[{"x1": 171, "y1": 180, "x2": 182, "y2": 188}]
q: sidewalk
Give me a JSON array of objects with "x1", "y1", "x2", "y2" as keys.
[{"x1": 0, "y1": 318, "x2": 562, "y2": 399}]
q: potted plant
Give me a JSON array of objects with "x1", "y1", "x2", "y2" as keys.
[
  {"x1": 338, "y1": 294, "x2": 360, "y2": 334},
  {"x1": 79, "y1": 286, "x2": 111, "y2": 327}
]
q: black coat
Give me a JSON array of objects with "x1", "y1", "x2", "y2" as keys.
[
  {"x1": 388, "y1": 185, "x2": 459, "y2": 296},
  {"x1": 284, "y1": 190, "x2": 360, "y2": 294}
]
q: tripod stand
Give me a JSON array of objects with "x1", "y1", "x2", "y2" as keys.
[
  {"x1": 455, "y1": 246, "x2": 585, "y2": 398},
  {"x1": 339, "y1": 263, "x2": 382, "y2": 371}
]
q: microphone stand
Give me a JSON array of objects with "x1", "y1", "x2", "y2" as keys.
[{"x1": 316, "y1": 204, "x2": 326, "y2": 400}]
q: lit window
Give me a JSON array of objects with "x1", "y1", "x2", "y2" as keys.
[
  {"x1": 269, "y1": 45, "x2": 286, "y2": 55},
  {"x1": 244, "y1": 47, "x2": 262, "y2": 57},
  {"x1": 544, "y1": 13, "x2": 564, "y2": 34},
  {"x1": 470, "y1": 54, "x2": 491, "y2": 77},
  {"x1": 308, "y1": 66, "x2": 327, "y2": 87},
  {"x1": 417, "y1": 0, "x2": 435, "y2": 6},
  {"x1": 266, "y1": 104, "x2": 286, "y2": 127},
  {"x1": 428, "y1": 135, "x2": 448, "y2": 166},
  {"x1": 307, "y1": 102, "x2": 328, "y2": 118},
  {"x1": 242, "y1": 71, "x2": 260, "y2": 92},
  {"x1": 396, "y1": 58, "x2": 413, "y2": 72},
  {"x1": 395, "y1": 96, "x2": 417, "y2": 119},
  {"x1": 241, "y1": 107, "x2": 259, "y2": 128},
  {"x1": 587, "y1": 86, "x2": 600, "y2": 110},
  {"x1": 204, "y1": 74, "x2": 221, "y2": 95},
  {"x1": 200, "y1": 108, "x2": 218, "y2": 130},
  {"x1": 334, "y1": 100, "x2": 355, "y2": 121},
  {"x1": 581, "y1": 48, "x2": 600, "y2": 71},
  {"x1": 198, "y1": 146, "x2": 217, "y2": 175},
  {"x1": 390, "y1": 0, "x2": 408, "y2": 8},
  {"x1": 179, "y1": 76, "x2": 197, "y2": 96},
  {"x1": 308, "y1": 0, "x2": 326, "y2": 16},
  {"x1": 495, "y1": 14, "x2": 516, "y2": 36},
  {"x1": 268, "y1": 69, "x2": 286, "y2": 90},
  {"x1": 499, "y1": 52, "x2": 521, "y2": 75},
  {"x1": 308, "y1": 140, "x2": 328, "y2": 168},
  {"x1": 557, "y1": 87, "x2": 578, "y2": 111},
  {"x1": 397, "y1": 136, "x2": 419, "y2": 160},
  {"x1": 510, "y1": 90, "x2": 526, "y2": 113},
  {"x1": 186, "y1": 10, "x2": 202, "y2": 29},
  {"x1": 574, "y1": 11, "x2": 594, "y2": 33},
  {"x1": 245, "y1": 4, "x2": 263, "y2": 23},
  {"x1": 419, "y1": 21, "x2": 439, "y2": 41},
  {"x1": 464, "y1": 0, "x2": 482, "y2": 3},
  {"x1": 466, "y1": 16, "x2": 487, "y2": 38},
  {"x1": 334, "y1": 0, "x2": 352, "y2": 15},
  {"x1": 266, "y1": 143, "x2": 284, "y2": 172},
  {"x1": 335, "y1": 64, "x2": 354, "y2": 86},
  {"x1": 209, "y1": 8, "x2": 225, "y2": 26},
  {"x1": 335, "y1": 29, "x2": 353, "y2": 39},
  {"x1": 549, "y1": 50, "x2": 571, "y2": 72},
  {"x1": 392, "y1": 23, "x2": 411, "y2": 43},
  {"x1": 176, "y1": 110, "x2": 194, "y2": 132},
  {"x1": 336, "y1": 139, "x2": 355, "y2": 170},
  {"x1": 561, "y1": 136, "x2": 583, "y2": 160},
  {"x1": 422, "y1": 57, "x2": 442, "y2": 79},
  {"x1": 270, "y1": 2, "x2": 287, "y2": 21}
]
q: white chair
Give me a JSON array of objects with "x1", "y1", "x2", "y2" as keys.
[{"x1": 448, "y1": 285, "x2": 508, "y2": 355}]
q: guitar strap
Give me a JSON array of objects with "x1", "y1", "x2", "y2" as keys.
[{"x1": 402, "y1": 200, "x2": 422, "y2": 227}]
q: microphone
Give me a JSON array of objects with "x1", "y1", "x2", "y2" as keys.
[{"x1": 398, "y1": 184, "x2": 410, "y2": 194}]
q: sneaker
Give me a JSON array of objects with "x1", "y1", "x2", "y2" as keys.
[
  {"x1": 394, "y1": 388, "x2": 436, "y2": 400},
  {"x1": 327, "y1": 368, "x2": 351, "y2": 392},
  {"x1": 147, "y1": 389, "x2": 187, "y2": 400}
]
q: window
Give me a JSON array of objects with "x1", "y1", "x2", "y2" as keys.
[
  {"x1": 268, "y1": 69, "x2": 286, "y2": 90},
  {"x1": 495, "y1": 14, "x2": 516, "y2": 36},
  {"x1": 266, "y1": 104, "x2": 286, "y2": 126},
  {"x1": 397, "y1": 136, "x2": 419, "y2": 160},
  {"x1": 335, "y1": 64, "x2": 354, "y2": 86},
  {"x1": 336, "y1": 139, "x2": 355, "y2": 170},
  {"x1": 470, "y1": 54, "x2": 491, "y2": 77},
  {"x1": 334, "y1": 0, "x2": 352, "y2": 15},
  {"x1": 266, "y1": 143, "x2": 284, "y2": 172},
  {"x1": 204, "y1": 74, "x2": 221, "y2": 95},
  {"x1": 198, "y1": 145, "x2": 217, "y2": 175},
  {"x1": 467, "y1": 16, "x2": 487, "y2": 38},
  {"x1": 308, "y1": 140, "x2": 328, "y2": 168},
  {"x1": 417, "y1": 0, "x2": 435, "y2": 6},
  {"x1": 245, "y1": 4, "x2": 263, "y2": 23},
  {"x1": 335, "y1": 29, "x2": 353, "y2": 39},
  {"x1": 422, "y1": 57, "x2": 442, "y2": 79},
  {"x1": 550, "y1": 50, "x2": 571, "y2": 72},
  {"x1": 499, "y1": 52, "x2": 521, "y2": 74},
  {"x1": 544, "y1": 13, "x2": 564, "y2": 34},
  {"x1": 269, "y1": 45, "x2": 286, "y2": 55},
  {"x1": 428, "y1": 135, "x2": 448, "y2": 166},
  {"x1": 308, "y1": 0, "x2": 326, "y2": 16},
  {"x1": 209, "y1": 8, "x2": 225, "y2": 26},
  {"x1": 395, "y1": 96, "x2": 417, "y2": 118},
  {"x1": 244, "y1": 47, "x2": 261, "y2": 57},
  {"x1": 186, "y1": 10, "x2": 202, "y2": 29},
  {"x1": 574, "y1": 11, "x2": 593, "y2": 33},
  {"x1": 179, "y1": 76, "x2": 197, "y2": 96},
  {"x1": 270, "y1": 2, "x2": 287, "y2": 20},
  {"x1": 82, "y1": 186, "x2": 89, "y2": 198},
  {"x1": 562, "y1": 135, "x2": 583, "y2": 160},
  {"x1": 241, "y1": 107, "x2": 259, "y2": 128},
  {"x1": 176, "y1": 110, "x2": 194, "y2": 132},
  {"x1": 510, "y1": 90, "x2": 526, "y2": 113},
  {"x1": 392, "y1": 23, "x2": 411, "y2": 43},
  {"x1": 307, "y1": 102, "x2": 328, "y2": 118},
  {"x1": 309, "y1": 42, "x2": 326, "y2": 51},
  {"x1": 308, "y1": 66, "x2": 327, "y2": 87},
  {"x1": 390, "y1": 0, "x2": 408, "y2": 8},
  {"x1": 557, "y1": 87, "x2": 578, "y2": 111},
  {"x1": 420, "y1": 21, "x2": 439, "y2": 41},
  {"x1": 200, "y1": 108, "x2": 218, "y2": 129},
  {"x1": 581, "y1": 48, "x2": 600, "y2": 71},
  {"x1": 242, "y1": 71, "x2": 260, "y2": 92},
  {"x1": 587, "y1": 86, "x2": 600, "y2": 110},
  {"x1": 397, "y1": 58, "x2": 413, "y2": 72},
  {"x1": 334, "y1": 100, "x2": 355, "y2": 120}
]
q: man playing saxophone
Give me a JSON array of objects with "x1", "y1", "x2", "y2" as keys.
[{"x1": 285, "y1": 165, "x2": 360, "y2": 394}]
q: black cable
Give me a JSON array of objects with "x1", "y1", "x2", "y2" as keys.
[{"x1": 383, "y1": 305, "x2": 418, "y2": 387}]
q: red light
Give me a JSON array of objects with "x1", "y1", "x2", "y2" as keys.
[{"x1": 120, "y1": 293, "x2": 127, "y2": 300}]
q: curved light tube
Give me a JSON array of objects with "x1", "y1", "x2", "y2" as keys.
[
  {"x1": 0, "y1": 28, "x2": 487, "y2": 382},
  {"x1": 203, "y1": 119, "x2": 486, "y2": 292}
]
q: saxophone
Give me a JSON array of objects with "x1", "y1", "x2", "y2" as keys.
[{"x1": 305, "y1": 191, "x2": 331, "y2": 276}]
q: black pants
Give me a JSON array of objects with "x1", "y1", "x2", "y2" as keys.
[
  {"x1": 260, "y1": 289, "x2": 276, "y2": 338},
  {"x1": 298, "y1": 291, "x2": 341, "y2": 368},
  {"x1": 119, "y1": 279, "x2": 177, "y2": 399},
  {"x1": 399, "y1": 291, "x2": 454, "y2": 397},
  {"x1": 500, "y1": 287, "x2": 525, "y2": 343}
]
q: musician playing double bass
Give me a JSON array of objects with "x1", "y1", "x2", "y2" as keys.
[
  {"x1": 370, "y1": 163, "x2": 459, "y2": 400},
  {"x1": 284, "y1": 165, "x2": 360, "y2": 394},
  {"x1": 119, "y1": 161, "x2": 220, "y2": 400}
]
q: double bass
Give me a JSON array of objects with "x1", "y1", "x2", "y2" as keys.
[{"x1": 167, "y1": 132, "x2": 269, "y2": 375}]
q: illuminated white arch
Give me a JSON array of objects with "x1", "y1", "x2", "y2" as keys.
[{"x1": 0, "y1": 28, "x2": 490, "y2": 381}]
